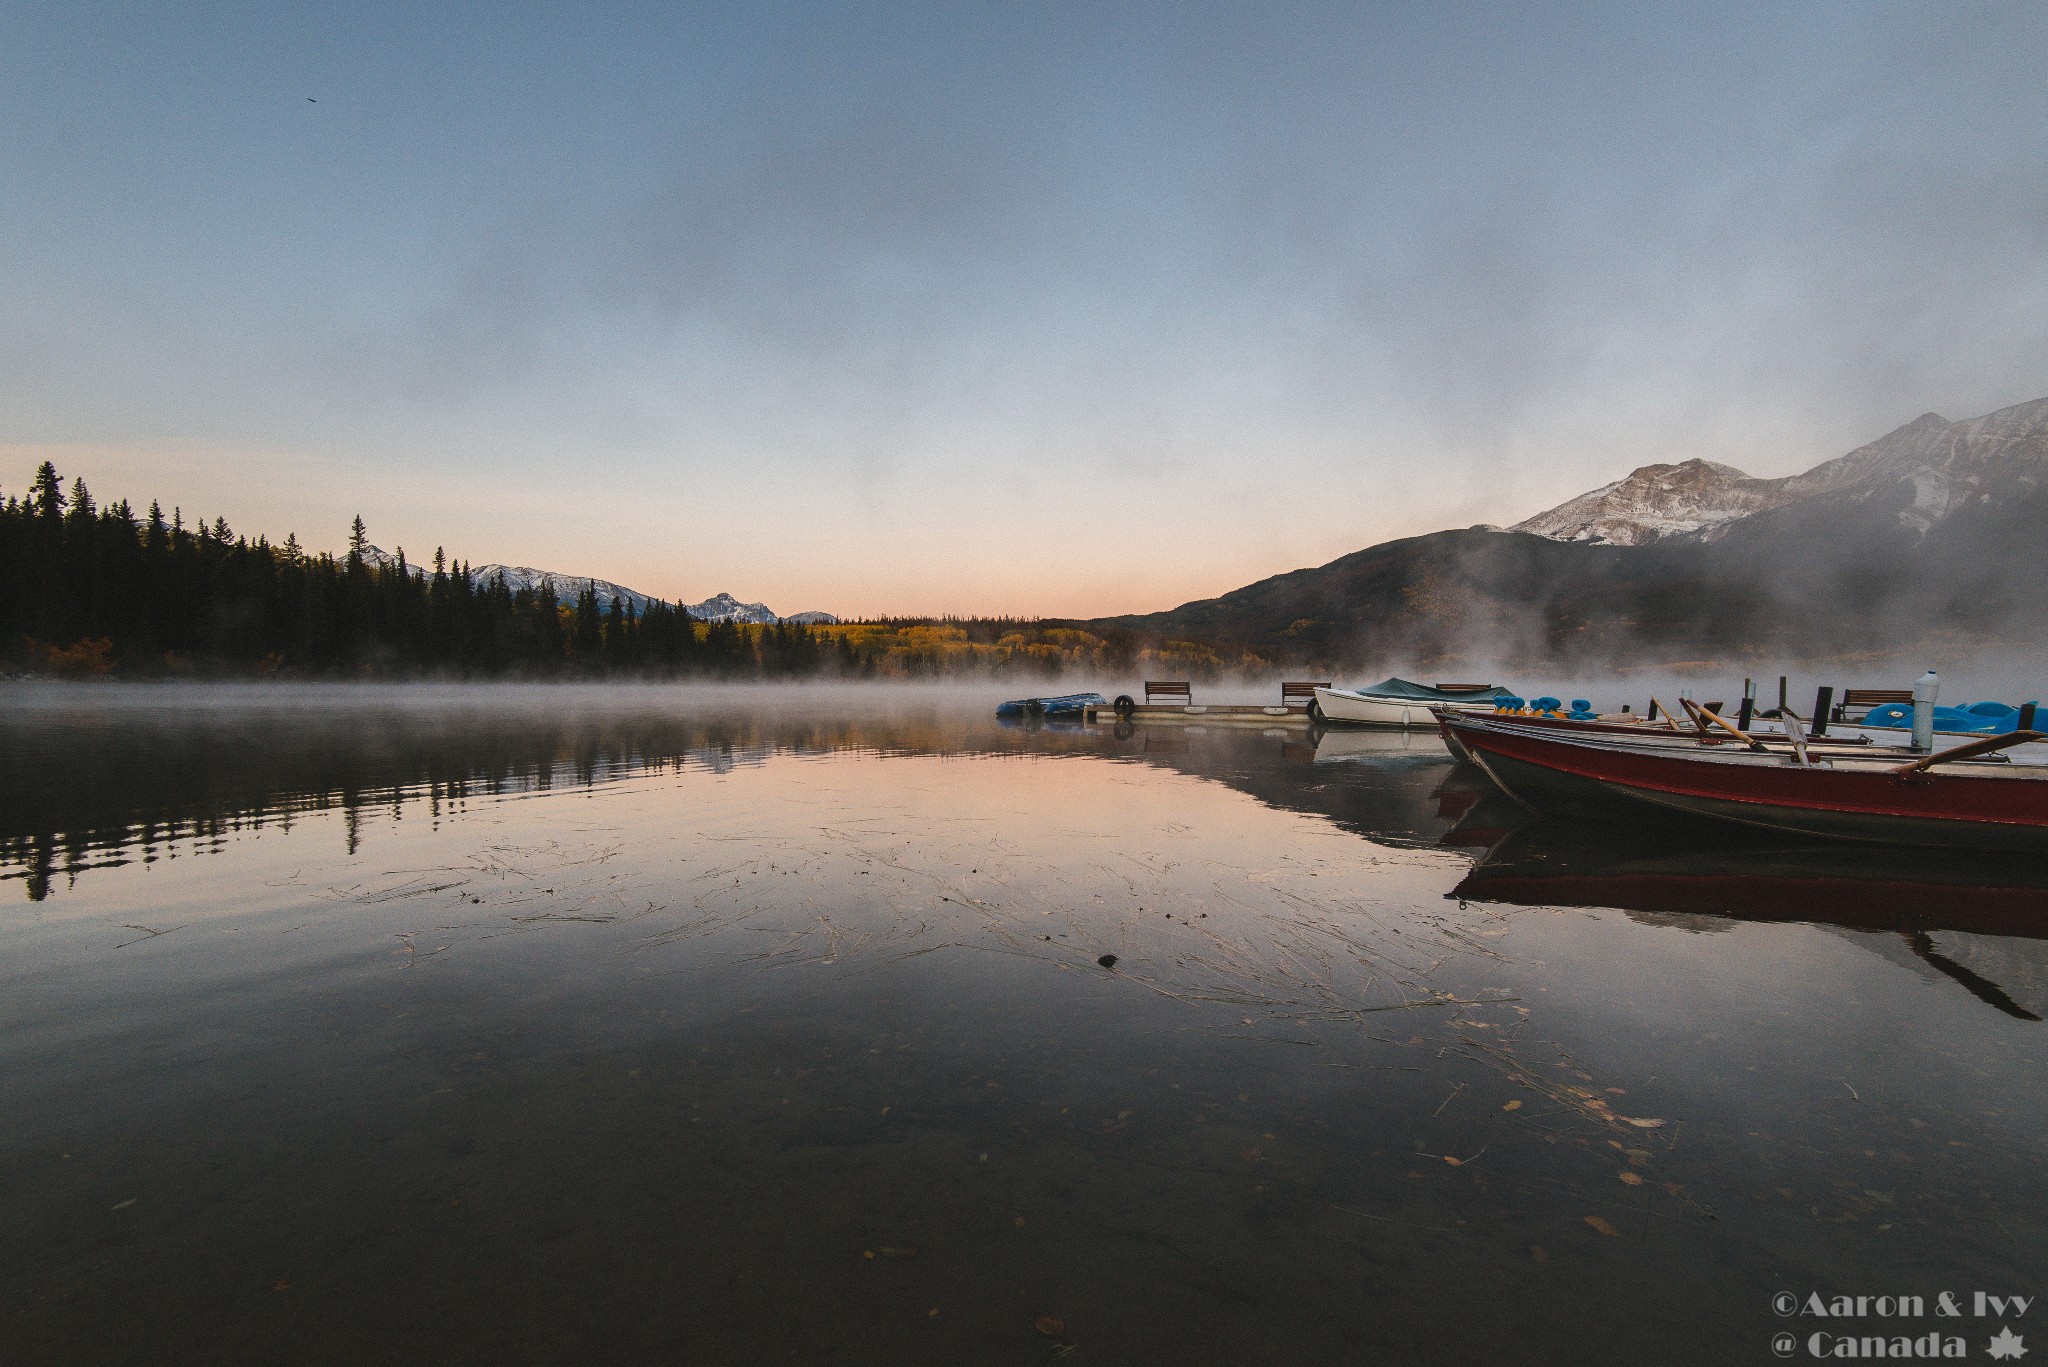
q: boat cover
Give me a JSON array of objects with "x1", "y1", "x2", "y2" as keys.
[
  {"x1": 994, "y1": 692, "x2": 1108, "y2": 720},
  {"x1": 1345, "y1": 677, "x2": 1512, "y2": 704}
]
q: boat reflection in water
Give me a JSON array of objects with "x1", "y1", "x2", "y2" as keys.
[
  {"x1": 1448, "y1": 806, "x2": 2048, "y2": 1022},
  {"x1": 1159, "y1": 724, "x2": 2048, "y2": 1027},
  {"x1": 1096, "y1": 723, "x2": 2048, "y2": 1028},
  {"x1": 1101, "y1": 724, "x2": 2044, "y2": 1027}
]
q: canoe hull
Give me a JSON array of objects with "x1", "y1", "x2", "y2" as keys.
[
  {"x1": 1449, "y1": 716, "x2": 2048, "y2": 854},
  {"x1": 1317, "y1": 688, "x2": 1488, "y2": 729}
]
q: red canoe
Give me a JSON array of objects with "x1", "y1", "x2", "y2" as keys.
[{"x1": 1442, "y1": 713, "x2": 2048, "y2": 853}]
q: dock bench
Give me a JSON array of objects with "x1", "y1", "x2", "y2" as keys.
[
  {"x1": 1281, "y1": 681, "x2": 1330, "y2": 708},
  {"x1": 1839, "y1": 688, "x2": 1913, "y2": 721},
  {"x1": 1145, "y1": 681, "x2": 1192, "y2": 705}
]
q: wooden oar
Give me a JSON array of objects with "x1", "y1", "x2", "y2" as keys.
[
  {"x1": 1681, "y1": 697, "x2": 1770, "y2": 752},
  {"x1": 1890, "y1": 730, "x2": 2045, "y2": 776},
  {"x1": 1780, "y1": 709, "x2": 1812, "y2": 767},
  {"x1": 1647, "y1": 698, "x2": 1682, "y2": 731}
]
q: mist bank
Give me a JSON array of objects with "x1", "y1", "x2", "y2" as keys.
[
  {"x1": 1088, "y1": 396, "x2": 2048, "y2": 676},
  {"x1": 1081, "y1": 515, "x2": 2048, "y2": 680}
]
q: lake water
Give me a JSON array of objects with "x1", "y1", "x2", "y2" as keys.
[{"x1": 4, "y1": 685, "x2": 2043, "y2": 1364}]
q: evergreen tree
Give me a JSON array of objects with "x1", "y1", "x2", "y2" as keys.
[
  {"x1": 67, "y1": 478, "x2": 95, "y2": 525},
  {"x1": 573, "y1": 584, "x2": 603, "y2": 662},
  {"x1": 30, "y1": 462, "x2": 65, "y2": 520}
]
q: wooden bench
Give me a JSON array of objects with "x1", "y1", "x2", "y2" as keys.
[
  {"x1": 1281, "y1": 681, "x2": 1330, "y2": 708},
  {"x1": 1145, "y1": 680, "x2": 1192, "y2": 705},
  {"x1": 1839, "y1": 688, "x2": 1914, "y2": 720}
]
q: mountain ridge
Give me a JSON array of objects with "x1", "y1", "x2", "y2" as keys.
[
  {"x1": 1091, "y1": 395, "x2": 2048, "y2": 667},
  {"x1": 357, "y1": 549, "x2": 838, "y2": 626},
  {"x1": 1511, "y1": 401, "x2": 2046, "y2": 548}
]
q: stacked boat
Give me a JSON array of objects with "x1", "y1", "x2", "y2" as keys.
[{"x1": 1437, "y1": 691, "x2": 2048, "y2": 854}]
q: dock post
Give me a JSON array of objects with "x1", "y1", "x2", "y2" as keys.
[
  {"x1": 2020, "y1": 702, "x2": 2038, "y2": 732},
  {"x1": 1737, "y1": 678, "x2": 1756, "y2": 731},
  {"x1": 1811, "y1": 686, "x2": 1833, "y2": 737},
  {"x1": 1911, "y1": 671, "x2": 1940, "y2": 752},
  {"x1": 1778, "y1": 676, "x2": 1787, "y2": 712}
]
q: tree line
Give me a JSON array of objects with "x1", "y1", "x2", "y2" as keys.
[
  {"x1": 0, "y1": 464, "x2": 846, "y2": 677},
  {"x1": 3, "y1": 463, "x2": 1264, "y2": 680}
]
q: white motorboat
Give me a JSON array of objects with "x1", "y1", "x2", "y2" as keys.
[{"x1": 1311, "y1": 678, "x2": 1510, "y2": 728}]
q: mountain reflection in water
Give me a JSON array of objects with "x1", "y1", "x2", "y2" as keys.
[{"x1": 3, "y1": 686, "x2": 2044, "y2": 1365}]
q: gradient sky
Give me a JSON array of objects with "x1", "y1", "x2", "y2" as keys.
[{"x1": 4, "y1": 2, "x2": 2045, "y2": 618}]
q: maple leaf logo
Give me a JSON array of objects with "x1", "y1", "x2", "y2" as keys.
[{"x1": 1989, "y1": 1326, "x2": 2028, "y2": 1361}]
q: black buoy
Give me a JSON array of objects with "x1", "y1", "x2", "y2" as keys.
[{"x1": 1097, "y1": 954, "x2": 1118, "y2": 969}]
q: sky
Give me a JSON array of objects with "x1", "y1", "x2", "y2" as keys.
[{"x1": 4, "y1": 1, "x2": 2046, "y2": 619}]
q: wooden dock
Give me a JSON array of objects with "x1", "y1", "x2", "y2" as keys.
[{"x1": 1081, "y1": 702, "x2": 1314, "y2": 728}]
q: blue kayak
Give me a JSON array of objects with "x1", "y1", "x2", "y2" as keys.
[
  {"x1": 995, "y1": 692, "x2": 1107, "y2": 720},
  {"x1": 1861, "y1": 700, "x2": 2041, "y2": 734}
]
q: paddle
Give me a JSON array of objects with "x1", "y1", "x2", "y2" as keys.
[
  {"x1": 1890, "y1": 730, "x2": 2045, "y2": 777},
  {"x1": 1780, "y1": 709, "x2": 1813, "y2": 768},
  {"x1": 1681, "y1": 698, "x2": 1769, "y2": 752},
  {"x1": 1646, "y1": 698, "x2": 1682, "y2": 731}
]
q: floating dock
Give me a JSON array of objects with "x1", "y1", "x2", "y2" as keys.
[{"x1": 1081, "y1": 702, "x2": 1314, "y2": 728}]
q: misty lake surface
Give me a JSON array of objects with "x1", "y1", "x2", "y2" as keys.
[{"x1": 5, "y1": 685, "x2": 2044, "y2": 1365}]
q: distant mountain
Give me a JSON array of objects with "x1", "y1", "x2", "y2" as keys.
[
  {"x1": 685, "y1": 592, "x2": 778, "y2": 625},
  {"x1": 471, "y1": 561, "x2": 660, "y2": 614},
  {"x1": 680, "y1": 593, "x2": 841, "y2": 626},
  {"x1": 1511, "y1": 459, "x2": 1800, "y2": 545},
  {"x1": 1092, "y1": 396, "x2": 2048, "y2": 667},
  {"x1": 358, "y1": 550, "x2": 839, "y2": 625},
  {"x1": 1509, "y1": 406, "x2": 2024, "y2": 547}
]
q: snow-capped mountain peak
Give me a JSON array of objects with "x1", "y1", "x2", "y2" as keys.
[
  {"x1": 1511, "y1": 398, "x2": 2048, "y2": 547},
  {"x1": 353, "y1": 550, "x2": 839, "y2": 624},
  {"x1": 1509, "y1": 458, "x2": 1791, "y2": 546},
  {"x1": 686, "y1": 592, "x2": 777, "y2": 625},
  {"x1": 468, "y1": 562, "x2": 658, "y2": 614}
]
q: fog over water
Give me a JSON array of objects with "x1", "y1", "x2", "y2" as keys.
[{"x1": 4, "y1": 683, "x2": 2043, "y2": 1362}]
